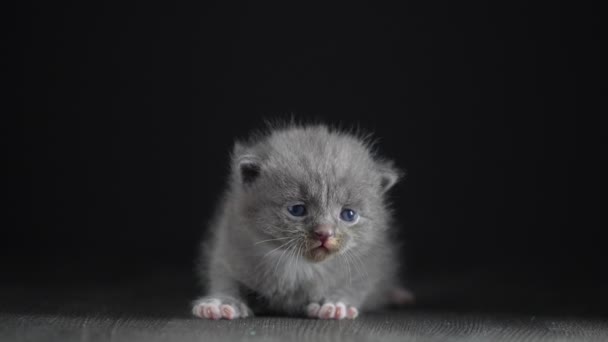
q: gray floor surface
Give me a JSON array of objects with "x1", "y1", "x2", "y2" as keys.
[
  {"x1": 1, "y1": 268, "x2": 606, "y2": 342},
  {"x1": 3, "y1": 311, "x2": 608, "y2": 342}
]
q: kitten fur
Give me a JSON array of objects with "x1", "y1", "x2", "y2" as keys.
[{"x1": 192, "y1": 123, "x2": 411, "y2": 320}]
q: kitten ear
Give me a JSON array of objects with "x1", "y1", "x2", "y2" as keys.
[
  {"x1": 377, "y1": 160, "x2": 404, "y2": 194},
  {"x1": 238, "y1": 156, "x2": 261, "y2": 184},
  {"x1": 233, "y1": 143, "x2": 262, "y2": 184}
]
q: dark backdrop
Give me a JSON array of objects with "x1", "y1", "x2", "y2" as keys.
[{"x1": 6, "y1": 1, "x2": 605, "y2": 314}]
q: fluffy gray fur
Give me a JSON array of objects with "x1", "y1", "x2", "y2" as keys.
[{"x1": 192, "y1": 123, "x2": 409, "y2": 320}]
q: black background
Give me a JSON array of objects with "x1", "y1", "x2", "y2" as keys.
[{"x1": 6, "y1": 1, "x2": 605, "y2": 315}]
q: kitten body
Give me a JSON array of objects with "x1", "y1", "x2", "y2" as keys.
[{"x1": 193, "y1": 124, "x2": 410, "y2": 320}]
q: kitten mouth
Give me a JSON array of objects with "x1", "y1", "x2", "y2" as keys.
[
  {"x1": 308, "y1": 245, "x2": 330, "y2": 262},
  {"x1": 312, "y1": 245, "x2": 330, "y2": 252},
  {"x1": 306, "y1": 238, "x2": 340, "y2": 262},
  {"x1": 310, "y1": 240, "x2": 324, "y2": 249},
  {"x1": 311, "y1": 240, "x2": 335, "y2": 251}
]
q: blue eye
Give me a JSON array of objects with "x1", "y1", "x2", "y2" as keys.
[
  {"x1": 287, "y1": 204, "x2": 307, "y2": 217},
  {"x1": 340, "y1": 208, "x2": 358, "y2": 222}
]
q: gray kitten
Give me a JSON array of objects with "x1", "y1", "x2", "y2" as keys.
[{"x1": 192, "y1": 123, "x2": 413, "y2": 320}]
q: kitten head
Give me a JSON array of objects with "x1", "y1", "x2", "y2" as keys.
[{"x1": 231, "y1": 124, "x2": 402, "y2": 263}]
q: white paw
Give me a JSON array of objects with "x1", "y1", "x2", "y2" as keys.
[
  {"x1": 192, "y1": 297, "x2": 251, "y2": 320},
  {"x1": 306, "y1": 302, "x2": 359, "y2": 320}
]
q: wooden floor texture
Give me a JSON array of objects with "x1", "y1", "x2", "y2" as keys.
[
  {"x1": 2, "y1": 311, "x2": 608, "y2": 342},
  {"x1": 1, "y1": 268, "x2": 606, "y2": 341}
]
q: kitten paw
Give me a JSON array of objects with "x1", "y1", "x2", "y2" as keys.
[
  {"x1": 306, "y1": 302, "x2": 359, "y2": 320},
  {"x1": 192, "y1": 297, "x2": 251, "y2": 320}
]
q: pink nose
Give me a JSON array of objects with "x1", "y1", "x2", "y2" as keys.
[{"x1": 313, "y1": 228, "x2": 334, "y2": 242}]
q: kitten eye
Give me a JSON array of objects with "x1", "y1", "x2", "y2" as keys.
[
  {"x1": 340, "y1": 208, "x2": 358, "y2": 222},
  {"x1": 287, "y1": 204, "x2": 307, "y2": 217}
]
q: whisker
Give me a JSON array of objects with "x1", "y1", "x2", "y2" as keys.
[
  {"x1": 286, "y1": 239, "x2": 301, "y2": 283},
  {"x1": 343, "y1": 250, "x2": 353, "y2": 285},
  {"x1": 344, "y1": 250, "x2": 359, "y2": 283},
  {"x1": 277, "y1": 238, "x2": 301, "y2": 287},
  {"x1": 254, "y1": 236, "x2": 293, "y2": 245},
  {"x1": 262, "y1": 238, "x2": 297, "y2": 259},
  {"x1": 273, "y1": 238, "x2": 299, "y2": 274},
  {"x1": 350, "y1": 250, "x2": 369, "y2": 281},
  {"x1": 294, "y1": 242, "x2": 301, "y2": 271},
  {"x1": 339, "y1": 248, "x2": 352, "y2": 284}
]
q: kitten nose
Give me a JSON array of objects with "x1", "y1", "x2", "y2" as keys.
[{"x1": 312, "y1": 225, "x2": 334, "y2": 242}]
